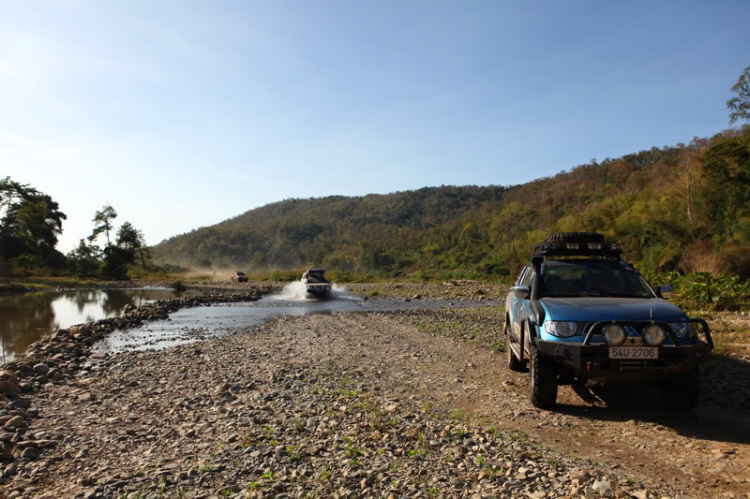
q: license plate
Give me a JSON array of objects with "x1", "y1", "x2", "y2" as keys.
[{"x1": 609, "y1": 347, "x2": 658, "y2": 359}]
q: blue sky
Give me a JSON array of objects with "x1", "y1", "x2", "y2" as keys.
[{"x1": 2, "y1": 1, "x2": 749, "y2": 251}]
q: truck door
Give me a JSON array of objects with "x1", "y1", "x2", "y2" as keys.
[{"x1": 513, "y1": 267, "x2": 534, "y2": 345}]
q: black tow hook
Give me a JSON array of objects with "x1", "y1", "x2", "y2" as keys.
[{"x1": 554, "y1": 346, "x2": 569, "y2": 360}]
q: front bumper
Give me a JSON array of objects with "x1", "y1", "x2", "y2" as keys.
[
  {"x1": 306, "y1": 285, "x2": 331, "y2": 295},
  {"x1": 536, "y1": 318, "x2": 714, "y2": 384},
  {"x1": 537, "y1": 340, "x2": 712, "y2": 383}
]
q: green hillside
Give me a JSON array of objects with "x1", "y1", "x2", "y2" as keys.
[{"x1": 152, "y1": 125, "x2": 750, "y2": 280}]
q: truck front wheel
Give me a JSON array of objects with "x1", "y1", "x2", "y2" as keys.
[
  {"x1": 530, "y1": 347, "x2": 558, "y2": 409},
  {"x1": 663, "y1": 368, "x2": 700, "y2": 412}
]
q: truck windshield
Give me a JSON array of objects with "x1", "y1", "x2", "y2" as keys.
[
  {"x1": 305, "y1": 272, "x2": 327, "y2": 283},
  {"x1": 542, "y1": 261, "x2": 653, "y2": 298}
]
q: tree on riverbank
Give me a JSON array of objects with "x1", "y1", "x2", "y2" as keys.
[
  {"x1": 66, "y1": 239, "x2": 100, "y2": 277},
  {"x1": 0, "y1": 177, "x2": 66, "y2": 276},
  {"x1": 89, "y1": 204, "x2": 118, "y2": 248},
  {"x1": 68, "y1": 207, "x2": 151, "y2": 279},
  {"x1": 116, "y1": 221, "x2": 151, "y2": 270}
]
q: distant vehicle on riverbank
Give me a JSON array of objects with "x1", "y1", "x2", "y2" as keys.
[
  {"x1": 301, "y1": 269, "x2": 331, "y2": 297},
  {"x1": 230, "y1": 271, "x2": 248, "y2": 282}
]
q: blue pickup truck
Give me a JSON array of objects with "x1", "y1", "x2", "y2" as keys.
[{"x1": 504, "y1": 232, "x2": 713, "y2": 411}]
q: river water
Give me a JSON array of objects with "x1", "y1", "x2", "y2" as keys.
[
  {"x1": 0, "y1": 288, "x2": 177, "y2": 362},
  {"x1": 1, "y1": 283, "x2": 497, "y2": 361}
]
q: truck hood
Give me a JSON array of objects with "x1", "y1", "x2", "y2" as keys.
[{"x1": 540, "y1": 297, "x2": 687, "y2": 322}]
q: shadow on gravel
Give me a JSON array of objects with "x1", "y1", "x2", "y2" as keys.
[{"x1": 552, "y1": 355, "x2": 750, "y2": 446}]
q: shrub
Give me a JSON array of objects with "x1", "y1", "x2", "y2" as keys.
[
  {"x1": 718, "y1": 243, "x2": 750, "y2": 280},
  {"x1": 329, "y1": 270, "x2": 353, "y2": 283},
  {"x1": 650, "y1": 271, "x2": 750, "y2": 310},
  {"x1": 266, "y1": 270, "x2": 301, "y2": 282}
]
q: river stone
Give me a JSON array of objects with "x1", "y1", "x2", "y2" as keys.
[
  {"x1": 0, "y1": 382, "x2": 20, "y2": 398},
  {"x1": 12, "y1": 398, "x2": 31, "y2": 410},
  {"x1": 592, "y1": 479, "x2": 613, "y2": 498},
  {"x1": 0, "y1": 371, "x2": 17, "y2": 383},
  {"x1": 33, "y1": 364, "x2": 50, "y2": 375},
  {"x1": 4, "y1": 416, "x2": 25, "y2": 429}
]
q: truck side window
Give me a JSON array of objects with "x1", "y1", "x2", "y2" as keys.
[
  {"x1": 515, "y1": 267, "x2": 528, "y2": 285},
  {"x1": 522, "y1": 268, "x2": 534, "y2": 286}
]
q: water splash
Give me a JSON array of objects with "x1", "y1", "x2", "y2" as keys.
[
  {"x1": 269, "y1": 281, "x2": 310, "y2": 301},
  {"x1": 267, "y1": 281, "x2": 357, "y2": 302},
  {"x1": 331, "y1": 284, "x2": 359, "y2": 301}
]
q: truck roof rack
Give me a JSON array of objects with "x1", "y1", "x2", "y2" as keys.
[{"x1": 533, "y1": 232, "x2": 623, "y2": 259}]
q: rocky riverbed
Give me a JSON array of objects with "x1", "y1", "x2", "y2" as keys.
[
  {"x1": 0, "y1": 284, "x2": 748, "y2": 498},
  {"x1": 2, "y1": 313, "x2": 656, "y2": 499},
  {"x1": 0, "y1": 287, "x2": 269, "y2": 481}
]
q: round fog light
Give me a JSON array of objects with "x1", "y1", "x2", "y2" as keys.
[
  {"x1": 603, "y1": 324, "x2": 626, "y2": 346},
  {"x1": 669, "y1": 323, "x2": 690, "y2": 338},
  {"x1": 643, "y1": 325, "x2": 666, "y2": 346}
]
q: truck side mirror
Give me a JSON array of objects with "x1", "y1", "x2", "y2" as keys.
[{"x1": 511, "y1": 285, "x2": 531, "y2": 300}]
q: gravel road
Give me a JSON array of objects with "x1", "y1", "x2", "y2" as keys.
[{"x1": 1, "y1": 290, "x2": 749, "y2": 498}]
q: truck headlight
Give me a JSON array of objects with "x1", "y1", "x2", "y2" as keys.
[
  {"x1": 643, "y1": 325, "x2": 666, "y2": 346},
  {"x1": 669, "y1": 323, "x2": 691, "y2": 338},
  {"x1": 545, "y1": 321, "x2": 578, "y2": 338},
  {"x1": 603, "y1": 323, "x2": 626, "y2": 346}
]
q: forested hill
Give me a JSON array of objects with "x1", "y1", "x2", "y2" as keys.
[
  {"x1": 152, "y1": 186, "x2": 507, "y2": 271},
  {"x1": 152, "y1": 125, "x2": 750, "y2": 279}
]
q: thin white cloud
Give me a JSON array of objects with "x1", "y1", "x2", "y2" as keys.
[
  {"x1": 217, "y1": 170, "x2": 256, "y2": 182},
  {"x1": 0, "y1": 60, "x2": 78, "y2": 118},
  {"x1": 0, "y1": 133, "x2": 31, "y2": 145}
]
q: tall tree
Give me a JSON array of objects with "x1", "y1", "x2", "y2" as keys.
[
  {"x1": 66, "y1": 239, "x2": 100, "y2": 277},
  {"x1": 90, "y1": 204, "x2": 118, "y2": 247},
  {"x1": 0, "y1": 176, "x2": 66, "y2": 265},
  {"x1": 116, "y1": 221, "x2": 151, "y2": 270},
  {"x1": 702, "y1": 127, "x2": 750, "y2": 240},
  {"x1": 728, "y1": 66, "x2": 750, "y2": 124},
  {"x1": 116, "y1": 221, "x2": 141, "y2": 251}
]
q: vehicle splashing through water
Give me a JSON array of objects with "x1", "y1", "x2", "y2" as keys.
[{"x1": 268, "y1": 281, "x2": 356, "y2": 302}]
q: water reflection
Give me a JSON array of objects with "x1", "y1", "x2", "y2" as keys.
[{"x1": 0, "y1": 288, "x2": 175, "y2": 363}]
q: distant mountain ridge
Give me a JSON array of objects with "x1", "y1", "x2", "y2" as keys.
[
  {"x1": 152, "y1": 126, "x2": 750, "y2": 279},
  {"x1": 152, "y1": 185, "x2": 508, "y2": 272}
]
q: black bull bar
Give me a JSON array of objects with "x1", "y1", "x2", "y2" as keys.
[{"x1": 536, "y1": 319, "x2": 713, "y2": 382}]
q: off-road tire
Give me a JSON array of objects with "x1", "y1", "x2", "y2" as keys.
[
  {"x1": 505, "y1": 320, "x2": 525, "y2": 372},
  {"x1": 546, "y1": 232, "x2": 604, "y2": 243},
  {"x1": 663, "y1": 368, "x2": 700, "y2": 412},
  {"x1": 530, "y1": 347, "x2": 558, "y2": 409}
]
